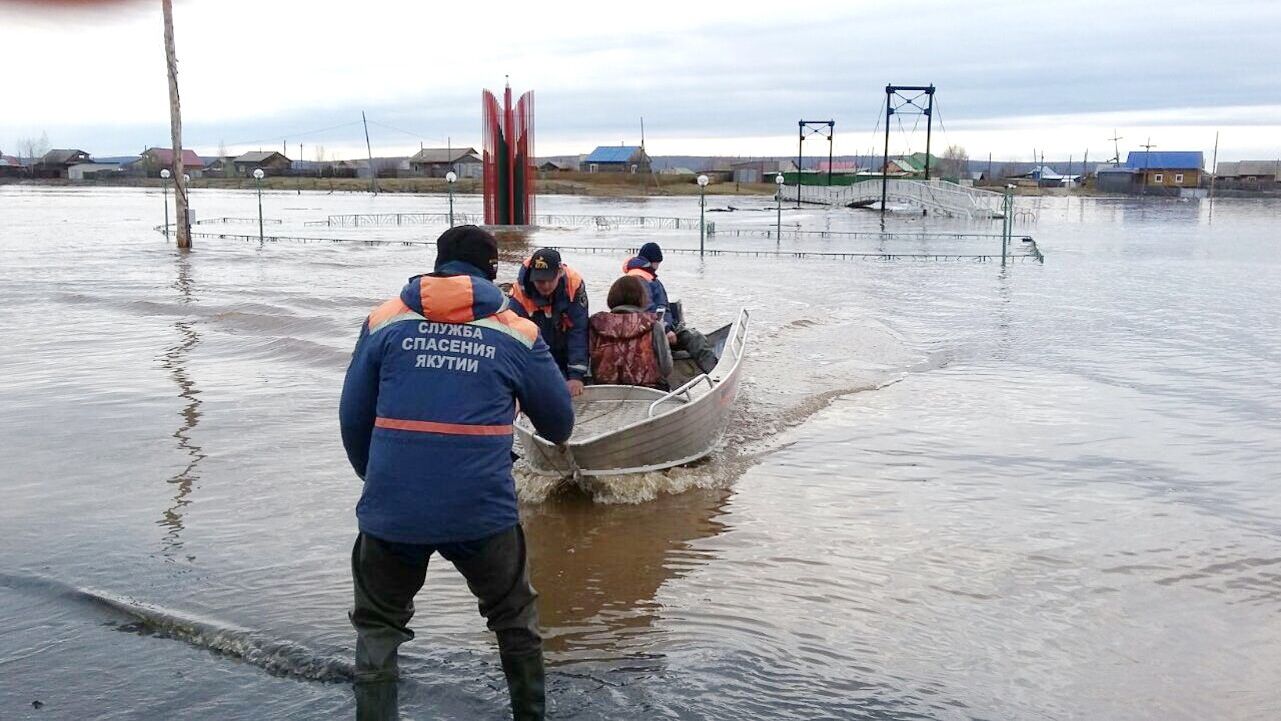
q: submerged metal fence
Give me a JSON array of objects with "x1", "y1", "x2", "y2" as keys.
[
  {"x1": 195, "y1": 216, "x2": 283, "y2": 225},
  {"x1": 157, "y1": 227, "x2": 1042, "y2": 263},
  {"x1": 308, "y1": 212, "x2": 715, "y2": 234}
]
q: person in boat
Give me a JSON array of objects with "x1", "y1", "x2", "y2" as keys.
[
  {"x1": 590, "y1": 275, "x2": 673, "y2": 389},
  {"x1": 340, "y1": 225, "x2": 573, "y2": 721},
  {"x1": 622, "y1": 241, "x2": 719, "y2": 373},
  {"x1": 510, "y1": 248, "x2": 590, "y2": 397}
]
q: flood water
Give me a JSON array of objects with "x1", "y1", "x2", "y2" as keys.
[{"x1": 1, "y1": 186, "x2": 1278, "y2": 719}]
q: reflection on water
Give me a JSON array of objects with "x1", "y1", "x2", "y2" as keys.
[
  {"x1": 523, "y1": 487, "x2": 730, "y2": 661},
  {"x1": 157, "y1": 251, "x2": 205, "y2": 561}
]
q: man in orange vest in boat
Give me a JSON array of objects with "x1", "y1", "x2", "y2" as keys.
[
  {"x1": 622, "y1": 242, "x2": 718, "y2": 373},
  {"x1": 510, "y1": 248, "x2": 590, "y2": 396},
  {"x1": 590, "y1": 275, "x2": 673, "y2": 389}
]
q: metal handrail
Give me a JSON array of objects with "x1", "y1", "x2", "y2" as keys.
[
  {"x1": 727, "y1": 308, "x2": 750, "y2": 360},
  {"x1": 647, "y1": 374, "x2": 714, "y2": 417},
  {"x1": 788, "y1": 179, "x2": 1005, "y2": 218}
]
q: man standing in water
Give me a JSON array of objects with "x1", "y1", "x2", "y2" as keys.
[
  {"x1": 623, "y1": 241, "x2": 719, "y2": 373},
  {"x1": 340, "y1": 225, "x2": 573, "y2": 720}
]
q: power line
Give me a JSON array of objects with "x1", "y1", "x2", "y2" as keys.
[
  {"x1": 366, "y1": 119, "x2": 447, "y2": 145},
  {"x1": 225, "y1": 120, "x2": 363, "y2": 147}
]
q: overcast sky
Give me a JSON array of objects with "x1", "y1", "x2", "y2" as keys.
[{"x1": 2, "y1": 0, "x2": 1278, "y2": 163}]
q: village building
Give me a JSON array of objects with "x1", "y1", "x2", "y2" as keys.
[
  {"x1": 202, "y1": 156, "x2": 236, "y2": 178},
  {"x1": 583, "y1": 145, "x2": 651, "y2": 173},
  {"x1": 352, "y1": 156, "x2": 412, "y2": 179},
  {"x1": 1013, "y1": 165, "x2": 1080, "y2": 188},
  {"x1": 67, "y1": 161, "x2": 126, "y2": 180},
  {"x1": 882, "y1": 158, "x2": 919, "y2": 177},
  {"x1": 731, "y1": 159, "x2": 790, "y2": 184},
  {"x1": 697, "y1": 165, "x2": 734, "y2": 184},
  {"x1": 233, "y1": 151, "x2": 292, "y2": 177},
  {"x1": 34, "y1": 149, "x2": 92, "y2": 179},
  {"x1": 537, "y1": 160, "x2": 570, "y2": 173},
  {"x1": 1124, "y1": 151, "x2": 1203, "y2": 188},
  {"x1": 1095, "y1": 165, "x2": 1142, "y2": 193},
  {"x1": 0, "y1": 154, "x2": 26, "y2": 178},
  {"x1": 126, "y1": 147, "x2": 205, "y2": 178},
  {"x1": 1214, "y1": 160, "x2": 1280, "y2": 190},
  {"x1": 409, "y1": 147, "x2": 482, "y2": 178}
]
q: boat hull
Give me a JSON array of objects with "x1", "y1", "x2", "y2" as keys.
[{"x1": 516, "y1": 309, "x2": 749, "y2": 476}]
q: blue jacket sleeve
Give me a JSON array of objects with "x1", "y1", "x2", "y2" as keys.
[
  {"x1": 565, "y1": 283, "x2": 590, "y2": 380},
  {"x1": 517, "y1": 336, "x2": 574, "y2": 443},
  {"x1": 339, "y1": 322, "x2": 381, "y2": 480},
  {"x1": 649, "y1": 279, "x2": 674, "y2": 332}
]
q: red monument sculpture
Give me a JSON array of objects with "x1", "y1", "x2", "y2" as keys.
[{"x1": 481, "y1": 82, "x2": 535, "y2": 225}]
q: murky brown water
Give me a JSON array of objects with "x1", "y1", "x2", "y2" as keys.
[{"x1": 2, "y1": 187, "x2": 1279, "y2": 719}]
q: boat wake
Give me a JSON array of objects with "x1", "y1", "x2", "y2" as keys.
[
  {"x1": 516, "y1": 307, "x2": 924, "y2": 505},
  {"x1": 0, "y1": 573, "x2": 354, "y2": 684}
]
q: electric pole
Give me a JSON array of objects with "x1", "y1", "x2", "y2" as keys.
[{"x1": 162, "y1": 0, "x2": 190, "y2": 248}]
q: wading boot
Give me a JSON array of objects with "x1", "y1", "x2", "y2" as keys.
[
  {"x1": 500, "y1": 652, "x2": 546, "y2": 721},
  {"x1": 677, "y1": 328, "x2": 719, "y2": 374},
  {"x1": 354, "y1": 679, "x2": 398, "y2": 721}
]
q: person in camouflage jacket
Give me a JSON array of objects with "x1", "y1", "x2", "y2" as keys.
[{"x1": 589, "y1": 275, "x2": 672, "y2": 389}]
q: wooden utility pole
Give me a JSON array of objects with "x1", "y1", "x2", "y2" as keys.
[
  {"x1": 362, "y1": 111, "x2": 377, "y2": 194},
  {"x1": 162, "y1": 0, "x2": 190, "y2": 248},
  {"x1": 1209, "y1": 131, "x2": 1220, "y2": 220}
]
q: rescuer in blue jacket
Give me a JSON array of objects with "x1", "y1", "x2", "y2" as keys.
[
  {"x1": 510, "y1": 248, "x2": 590, "y2": 396},
  {"x1": 340, "y1": 225, "x2": 573, "y2": 721},
  {"x1": 622, "y1": 241, "x2": 719, "y2": 373}
]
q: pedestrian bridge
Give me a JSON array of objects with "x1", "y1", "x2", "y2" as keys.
[{"x1": 785, "y1": 179, "x2": 1006, "y2": 219}]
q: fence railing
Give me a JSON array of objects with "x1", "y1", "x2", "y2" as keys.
[
  {"x1": 307, "y1": 212, "x2": 714, "y2": 233},
  {"x1": 154, "y1": 226, "x2": 1042, "y2": 263}
]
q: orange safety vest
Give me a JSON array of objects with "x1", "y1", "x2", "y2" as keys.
[
  {"x1": 512, "y1": 260, "x2": 584, "y2": 319},
  {"x1": 623, "y1": 263, "x2": 656, "y2": 282}
]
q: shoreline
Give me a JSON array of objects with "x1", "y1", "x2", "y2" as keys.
[
  {"x1": 0, "y1": 175, "x2": 777, "y2": 197},
  {"x1": 3, "y1": 177, "x2": 1271, "y2": 200}
]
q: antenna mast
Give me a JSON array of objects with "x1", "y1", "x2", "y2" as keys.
[{"x1": 1108, "y1": 129, "x2": 1124, "y2": 164}]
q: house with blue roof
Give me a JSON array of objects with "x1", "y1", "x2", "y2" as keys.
[
  {"x1": 1124, "y1": 151, "x2": 1204, "y2": 188},
  {"x1": 583, "y1": 145, "x2": 650, "y2": 173}
]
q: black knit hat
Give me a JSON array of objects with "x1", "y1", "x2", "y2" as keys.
[
  {"x1": 435, "y1": 225, "x2": 499, "y2": 280},
  {"x1": 639, "y1": 242, "x2": 663, "y2": 264}
]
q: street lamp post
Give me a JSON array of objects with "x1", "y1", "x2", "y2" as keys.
[
  {"x1": 775, "y1": 173, "x2": 785, "y2": 242},
  {"x1": 1002, "y1": 184, "x2": 1015, "y2": 267},
  {"x1": 253, "y1": 168, "x2": 265, "y2": 243},
  {"x1": 160, "y1": 168, "x2": 171, "y2": 238},
  {"x1": 445, "y1": 170, "x2": 457, "y2": 227},
  {"x1": 697, "y1": 174, "x2": 709, "y2": 256},
  {"x1": 182, "y1": 173, "x2": 192, "y2": 236}
]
